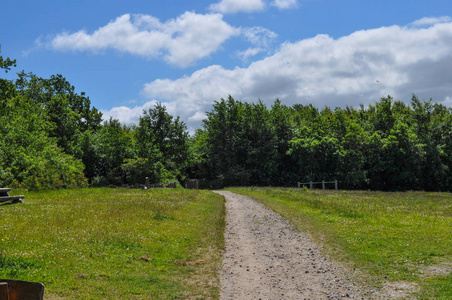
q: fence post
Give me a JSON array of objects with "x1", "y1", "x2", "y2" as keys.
[
  {"x1": 297, "y1": 182, "x2": 300, "y2": 188},
  {"x1": 309, "y1": 181, "x2": 313, "y2": 189},
  {"x1": 335, "y1": 180, "x2": 338, "y2": 190},
  {"x1": 322, "y1": 180, "x2": 325, "y2": 190}
]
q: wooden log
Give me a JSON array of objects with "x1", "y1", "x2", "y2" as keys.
[{"x1": 0, "y1": 279, "x2": 44, "y2": 300}]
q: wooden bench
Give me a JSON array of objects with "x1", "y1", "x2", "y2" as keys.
[
  {"x1": 0, "y1": 188, "x2": 24, "y2": 204},
  {"x1": 0, "y1": 279, "x2": 44, "y2": 300}
]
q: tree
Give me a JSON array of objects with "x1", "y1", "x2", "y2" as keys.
[
  {"x1": 0, "y1": 95, "x2": 87, "y2": 189},
  {"x1": 270, "y1": 99, "x2": 295, "y2": 185},
  {"x1": 0, "y1": 44, "x2": 16, "y2": 73},
  {"x1": 73, "y1": 118, "x2": 136, "y2": 186},
  {"x1": 135, "y1": 103, "x2": 190, "y2": 183},
  {"x1": 410, "y1": 96, "x2": 448, "y2": 190},
  {"x1": 201, "y1": 96, "x2": 250, "y2": 187},
  {"x1": 243, "y1": 101, "x2": 278, "y2": 185},
  {"x1": 0, "y1": 44, "x2": 17, "y2": 105},
  {"x1": 15, "y1": 72, "x2": 103, "y2": 153}
]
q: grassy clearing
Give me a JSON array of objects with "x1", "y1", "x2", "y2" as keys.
[
  {"x1": 228, "y1": 187, "x2": 452, "y2": 299},
  {"x1": 0, "y1": 188, "x2": 225, "y2": 299}
]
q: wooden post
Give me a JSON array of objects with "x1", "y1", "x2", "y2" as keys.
[
  {"x1": 309, "y1": 181, "x2": 313, "y2": 189},
  {"x1": 297, "y1": 182, "x2": 300, "y2": 188},
  {"x1": 322, "y1": 180, "x2": 325, "y2": 190},
  {"x1": 0, "y1": 282, "x2": 8, "y2": 300},
  {"x1": 335, "y1": 180, "x2": 338, "y2": 190}
]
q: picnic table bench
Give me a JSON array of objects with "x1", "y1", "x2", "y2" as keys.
[
  {"x1": 0, "y1": 279, "x2": 44, "y2": 300},
  {"x1": 0, "y1": 188, "x2": 24, "y2": 204}
]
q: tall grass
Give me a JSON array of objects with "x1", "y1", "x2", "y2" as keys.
[
  {"x1": 0, "y1": 188, "x2": 225, "y2": 299},
  {"x1": 229, "y1": 187, "x2": 452, "y2": 298}
]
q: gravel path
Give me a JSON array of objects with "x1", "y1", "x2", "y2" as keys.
[{"x1": 215, "y1": 191, "x2": 364, "y2": 300}]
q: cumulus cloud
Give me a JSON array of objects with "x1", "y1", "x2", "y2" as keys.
[
  {"x1": 102, "y1": 99, "x2": 205, "y2": 133},
  {"x1": 209, "y1": 0, "x2": 265, "y2": 14},
  {"x1": 209, "y1": 0, "x2": 299, "y2": 13},
  {"x1": 237, "y1": 47, "x2": 264, "y2": 61},
  {"x1": 102, "y1": 100, "x2": 185, "y2": 126},
  {"x1": 441, "y1": 96, "x2": 452, "y2": 106},
  {"x1": 236, "y1": 26, "x2": 277, "y2": 61},
  {"x1": 101, "y1": 101, "x2": 157, "y2": 125},
  {"x1": 410, "y1": 16, "x2": 452, "y2": 27},
  {"x1": 137, "y1": 19, "x2": 452, "y2": 130},
  {"x1": 49, "y1": 12, "x2": 239, "y2": 67},
  {"x1": 242, "y1": 26, "x2": 278, "y2": 48}
]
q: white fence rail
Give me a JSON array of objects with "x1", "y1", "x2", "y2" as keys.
[{"x1": 297, "y1": 180, "x2": 338, "y2": 190}]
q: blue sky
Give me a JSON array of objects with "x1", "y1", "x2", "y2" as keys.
[{"x1": 1, "y1": 0, "x2": 452, "y2": 131}]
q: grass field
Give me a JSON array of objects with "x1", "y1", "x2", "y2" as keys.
[
  {"x1": 228, "y1": 187, "x2": 452, "y2": 299},
  {"x1": 0, "y1": 188, "x2": 225, "y2": 299}
]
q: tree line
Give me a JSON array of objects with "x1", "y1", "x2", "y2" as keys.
[
  {"x1": 193, "y1": 96, "x2": 452, "y2": 191},
  {"x1": 2, "y1": 47, "x2": 452, "y2": 191},
  {"x1": 1, "y1": 48, "x2": 189, "y2": 189}
]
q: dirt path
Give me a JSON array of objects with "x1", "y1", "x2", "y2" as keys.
[{"x1": 215, "y1": 191, "x2": 364, "y2": 300}]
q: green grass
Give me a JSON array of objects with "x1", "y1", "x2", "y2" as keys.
[
  {"x1": 1, "y1": 188, "x2": 225, "y2": 299},
  {"x1": 228, "y1": 187, "x2": 452, "y2": 298}
]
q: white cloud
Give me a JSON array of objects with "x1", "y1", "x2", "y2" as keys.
[
  {"x1": 441, "y1": 96, "x2": 452, "y2": 107},
  {"x1": 209, "y1": 0, "x2": 265, "y2": 14},
  {"x1": 242, "y1": 26, "x2": 278, "y2": 48},
  {"x1": 236, "y1": 26, "x2": 277, "y2": 61},
  {"x1": 410, "y1": 16, "x2": 452, "y2": 27},
  {"x1": 272, "y1": 0, "x2": 298, "y2": 10},
  {"x1": 102, "y1": 99, "x2": 204, "y2": 132},
  {"x1": 49, "y1": 12, "x2": 239, "y2": 67},
  {"x1": 237, "y1": 47, "x2": 264, "y2": 61},
  {"x1": 137, "y1": 19, "x2": 452, "y2": 130},
  {"x1": 101, "y1": 101, "x2": 157, "y2": 125}
]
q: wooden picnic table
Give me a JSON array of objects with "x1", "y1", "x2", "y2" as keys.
[{"x1": 0, "y1": 188, "x2": 24, "y2": 204}]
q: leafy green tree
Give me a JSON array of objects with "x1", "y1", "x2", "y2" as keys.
[
  {"x1": 337, "y1": 122, "x2": 367, "y2": 189},
  {"x1": 373, "y1": 96, "x2": 396, "y2": 135},
  {"x1": 201, "y1": 96, "x2": 251, "y2": 187},
  {"x1": 0, "y1": 95, "x2": 87, "y2": 189},
  {"x1": 410, "y1": 96, "x2": 449, "y2": 190},
  {"x1": 187, "y1": 128, "x2": 209, "y2": 184},
  {"x1": 73, "y1": 118, "x2": 136, "y2": 186},
  {"x1": 0, "y1": 44, "x2": 16, "y2": 73},
  {"x1": 15, "y1": 72, "x2": 103, "y2": 153},
  {"x1": 288, "y1": 131, "x2": 340, "y2": 184},
  {"x1": 96, "y1": 118, "x2": 136, "y2": 185},
  {"x1": 135, "y1": 103, "x2": 190, "y2": 183},
  {"x1": 0, "y1": 45, "x2": 17, "y2": 105},
  {"x1": 270, "y1": 99, "x2": 295, "y2": 185},
  {"x1": 242, "y1": 101, "x2": 278, "y2": 185}
]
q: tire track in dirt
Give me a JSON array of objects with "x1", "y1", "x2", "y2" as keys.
[{"x1": 215, "y1": 191, "x2": 364, "y2": 300}]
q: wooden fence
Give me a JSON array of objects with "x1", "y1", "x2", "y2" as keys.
[
  {"x1": 185, "y1": 179, "x2": 199, "y2": 190},
  {"x1": 297, "y1": 180, "x2": 338, "y2": 190}
]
